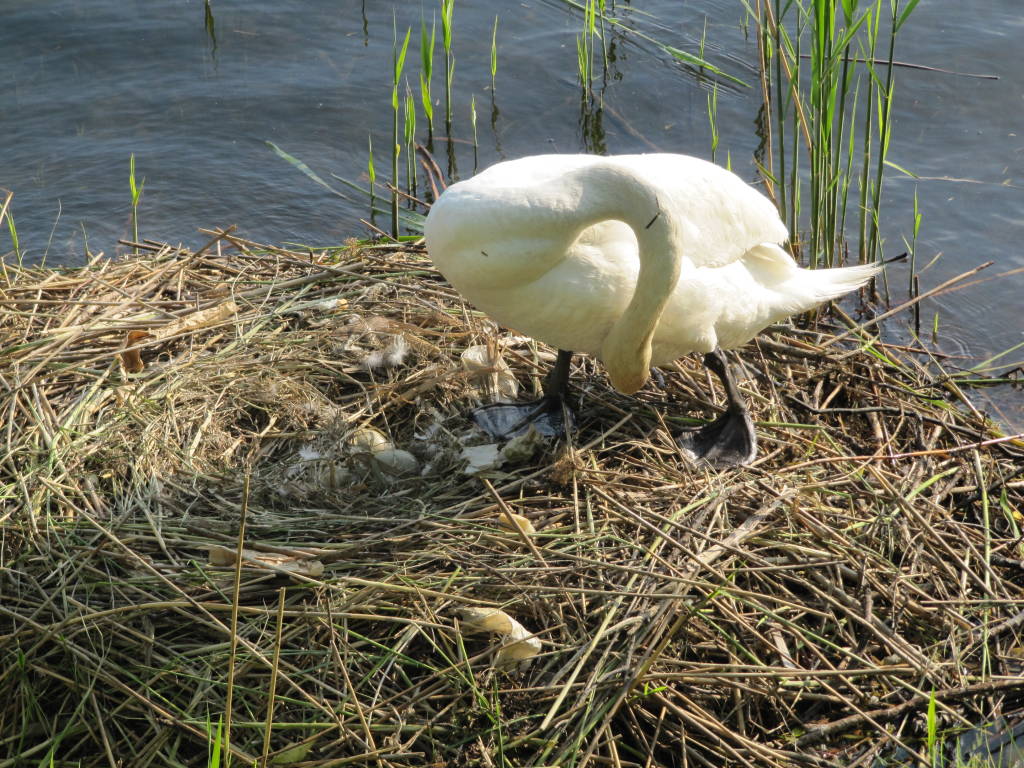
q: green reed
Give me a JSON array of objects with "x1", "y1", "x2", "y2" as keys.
[
  {"x1": 561, "y1": 0, "x2": 744, "y2": 84},
  {"x1": 698, "y1": 16, "x2": 709, "y2": 68},
  {"x1": 925, "y1": 689, "x2": 938, "y2": 766},
  {"x1": 367, "y1": 134, "x2": 376, "y2": 205},
  {"x1": 129, "y1": 153, "x2": 145, "y2": 253},
  {"x1": 904, "y1": 185, "x2": 921, "y2": 327},
  {"x1": 441, "y1": 0, "x2": 455, "y2": 128},
  {"x1": 470, "y1": 94, "x2": 478, "y2": 170},
  {"x1": 391, "y1": 17, "x2": 412, "y2": 238},
  {"x1": 707, "y1": 83, "x2": 720, "y2": 164},
  {"x1": 576, "y1": 0, "x2": 599, "y2": 100},
  {"x1": 490, "y1": 16, "x2": 498, "y2": 93},
  {"x1": 0, "y1": 189, "x2": 20, "y2": 265},
  {"x1": 404, "y1": 85, "x2": 417, "y2": 197},
  {"x1": 203, "y1": 0, "x2": 217, "y2": 51},
  {"x1": 346, "y1": 2, "x2": 743, "y2": 229},
  {"x1": 757, "y1": 0, "x2": 919, "y2": 269},
  {"x1": 420, "y1": 13, "x2": 436, "y2": 138}
]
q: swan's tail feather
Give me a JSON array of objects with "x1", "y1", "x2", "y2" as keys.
[
  {"x1": 714, "y1": 260, "x2": 880, "y2": 350},
  {"x1": 805, "y1": 261, "x2": 882, "y2": 304},
  {"x1": 707, "y1": 248, "x2": 883, "y2": 351},
  {"x1": 743, "y1": 243, "x2": 880, "y2": 315}
]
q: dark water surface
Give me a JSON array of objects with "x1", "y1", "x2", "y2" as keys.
[{"x1": 3, "y1": 0, "x2": 1022, "y2": 425}]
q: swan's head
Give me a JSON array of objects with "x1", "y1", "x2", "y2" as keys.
[{"x1": 601, "y1": 328, "x2": 653, "y2": 395}]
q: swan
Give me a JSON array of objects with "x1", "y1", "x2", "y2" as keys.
[{"x1": 424, "y1": 154, "x2": 879, "y2": 466}]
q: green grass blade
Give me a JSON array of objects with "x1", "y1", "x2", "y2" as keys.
[
  {"x1": 895, "y1": 0, "x2": 921, "y2": 32},
  {"x1": 664, "y1": 46, "x2": 746, "y2": 87},
  {"x1": 490, "y1": 15, "x2": 498, "y2": 86},
  {"x1": 266, "y1": 141, "x2": 347, "y2": 198}
]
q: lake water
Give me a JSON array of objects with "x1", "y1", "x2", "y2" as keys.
[{"x1": 3, "y1": 0, "x2": 1022, "y2": 427}]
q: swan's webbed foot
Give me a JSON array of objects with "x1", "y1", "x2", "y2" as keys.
[
  {"x1": 469, "y1": 349, "x2": 576, "y2": 440},
  {"x1": 678, "y1": 405, "x2": 757, "y2": 467},
  {"x1": 678, "y1": 348, "x2": 758, "y2": 468},
  {"x1": 471, "y1": 395, "x2": 575, "y2": 439}
]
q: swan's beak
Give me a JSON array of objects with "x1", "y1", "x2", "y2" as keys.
[
  {"x1": 607, "y1": 361, "x2": 650, "y2": 395},
  {"x1": 602, "y1": 334, "x2": 654, "y2": 395}
]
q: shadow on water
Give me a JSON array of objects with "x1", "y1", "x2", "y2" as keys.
[{"x1": 579, "y1": 96, "x2": 607, "y2": 157}]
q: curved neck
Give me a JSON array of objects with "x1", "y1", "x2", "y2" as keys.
[
  {"x1": 558, "y1": 161, "x2": 682, "y2": 393},
  {"x1": 444, "y1": 157, "x2": 682, "y2": 393}
]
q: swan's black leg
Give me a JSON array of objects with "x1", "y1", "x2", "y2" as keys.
[
  {"x1": 543, "y1": 349, "x2": 573, "y2": 400},
  {"x1": 678, "y1": 348, "x2": 758, "y2": 467},
  {"x1": 472, "y1": 349, "x2": 576, "y2": 439}
]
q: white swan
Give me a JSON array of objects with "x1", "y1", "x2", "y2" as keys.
[{"x1": 424, "y1": 154, "x2": 879, "y2": 465}]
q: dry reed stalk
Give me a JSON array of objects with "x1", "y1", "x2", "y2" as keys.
[{"x1": 1, "y1": 235, "x2": 1022, "y2": 767}]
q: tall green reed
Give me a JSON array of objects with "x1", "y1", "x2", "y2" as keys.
[
  {"x1": 576, "y1": 0, "x2": 611, "y2": 156},
  {"x1": 470, "y1": 94, "x2": 478, "y2": 170},
  {"x1": 576, "y1": 0, "x2": 600, "y2": 100},
  {"x1": 404, "y1": 85, "x2": 417, "y2": 197},
  {"x1": 559, "y1": 0, "x2": 742, "y2": 86},
  {"x1": 905, "y1": 186, "x2": 921, "y2": 330},
  {"x1": 756, "y1": 0, "x2": 919, "y2": 269},
  {"x1": 441, "y1": 0, "x2": 455, "y2": 128},
  {"x1": 864, "y1": 0, "x2": 919, "y2": 267},
  {"x1": 420, "y1": 14, "x2": 436, "y2": 139},
  {"x1": 391, "y1": 17, "x2": 412, "y2": 238},
  {"x1": 367, "y1": 135, "x2": 376, "y2": 206}
]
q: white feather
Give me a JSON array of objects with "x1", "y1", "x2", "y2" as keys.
[{"x1": 425, "y1": 154, "x2": 879, "y2": 393}]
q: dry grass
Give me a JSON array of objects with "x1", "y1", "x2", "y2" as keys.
[{"x1": 1, "y1": 231, "x2": 1023, "y2": 768}]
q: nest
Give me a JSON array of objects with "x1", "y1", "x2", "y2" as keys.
[{"x1": 2, "y1": 231, "x2": 1023, "y2": 767}]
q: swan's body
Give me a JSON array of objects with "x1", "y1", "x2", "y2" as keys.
[{"x1": 425, "y1": 154, "x2": 879, "y2": 464}]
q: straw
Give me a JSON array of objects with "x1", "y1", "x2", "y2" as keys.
[{"x1": 2, "y1": 233, "x2": 1021, "y2": 767}]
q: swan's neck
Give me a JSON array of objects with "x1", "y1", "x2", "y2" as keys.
[
  {"x1": 440, "y1": 158, "x2": 683, "y2": 393},
  {"x1": 562, "y1": 163, "x2": 682, "y2": 393}
]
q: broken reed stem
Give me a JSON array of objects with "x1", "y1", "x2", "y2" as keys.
[
  {"x1": 223, "y1": 473, "x2": 250, "y2": 768},
  {"x1": 260, "y1": 587, "x2": 286, "y2": 768}
]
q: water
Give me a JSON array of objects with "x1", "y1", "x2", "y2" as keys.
[{"x1": 3, "y1": 0, "x2": 1021, "y2": 426}]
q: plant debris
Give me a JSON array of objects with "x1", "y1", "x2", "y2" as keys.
[{"x1": 1, "y1": 231, "x2": 1023, "y2": 767}]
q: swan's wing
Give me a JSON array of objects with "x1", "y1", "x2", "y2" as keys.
[
  {"x1": 431, "y1": 153, "x2": 790, "y2": 272},
  {"x1": 608, "y1": 155, "x2": 789, "y2": 269}
]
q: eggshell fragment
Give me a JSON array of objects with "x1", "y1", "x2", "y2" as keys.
[
  {"x1": 348, "y1": 428, "x2": 392, "y2": 454},
  {"x1": 372, "y1": 448, "x2": 419, "y2": 476},
  {"x1": 460, "y1": 444, "x2": 504, "y2": 475},
  {"x1": 500, "y1": 425, "x2": 545, "y2": 464},
  {"x1": 496, "y1": 512, "x2": 536, "y2": 536},
  {"x1": 460, "y1": 607, "x2": 542, "y2": 667},
  {"x1": 461, "y1": 345, "x2": 519, "y2": 401}
]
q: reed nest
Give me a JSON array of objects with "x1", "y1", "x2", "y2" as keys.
[{"x1": 2, "y1": 231, "x2": 1023, "y2": 768}]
